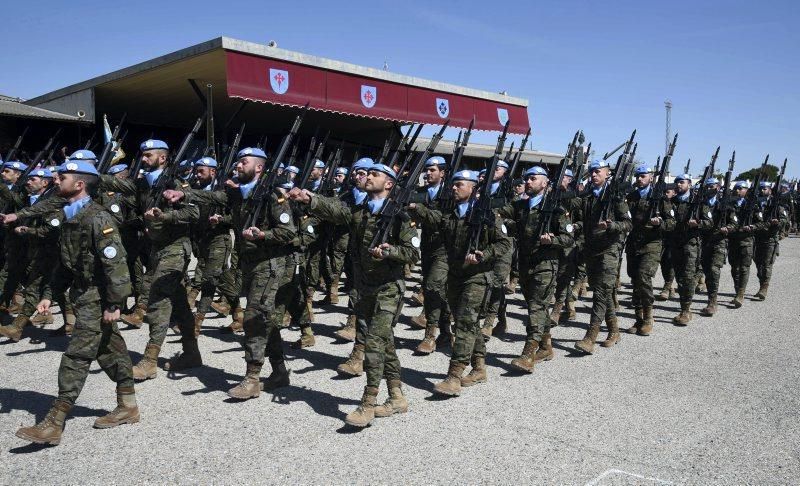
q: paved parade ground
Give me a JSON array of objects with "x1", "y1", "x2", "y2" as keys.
[{"x1": 1, "y1": 237, "x2": 798, "y2": 485}]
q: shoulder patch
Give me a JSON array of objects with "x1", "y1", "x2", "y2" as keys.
[
  {"x1": 501, "y1": 224, "x2": 508, "y2": 235},
  {"x1": 566, "y1": 223, "x2": 574, "y2": 234},
  {"x1": 707, "y1": 211, "x2": 713, "y2": 219},
  {"x1": 50, "y1": 218, "x2": 60, "y2": 227},
  {"x1": 110, "y1": 204, "x2": 120, "y2": 214},
  {"x1": 411, "y1": 236, "x2": 421, "y2": 248},
  {"x1": 102, "y1": 226, "x2": 114, "y2": 236},
  {"x1": 279, "y1": 212, "x2": 291, "y2": 224},
  {"x1": 732, "y1": 214, "x2": 738, "y2": 223},
  {"x1": 103, "y1": 246, "x2": 118, "y2": 259},
  {"x1": 307, "y1": 225, "x2": 315, "y2": 234},
  {"x1": 670, "y1": 209, "x2": 675, "y2": 217}
]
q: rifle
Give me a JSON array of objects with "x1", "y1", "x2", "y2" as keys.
[
  {"x1": 717, "y1": 151, "x2": 736, "y2": 228},
  {"x1": 741, "y1": 155, "x2": 769, "y2": 227},
  {"x1": 4, "y1": 126, "x2": 29, "y2": 162},
  {"x1": 684, "y1": 159, "x2": 691, "y2": 175},
  {"x1": 149, "y1": 113, "x2": 206, "y2": 208},
  {"x1": 256, "y1": 134, "x2": 268, "y2": 150},
  {"x1": 244, "y1": 105, "x2": 309, "y2": 228},
  {"x1": 766, "y1": 157, "x2": 788, "y2": 221},
  {"x1": 647, "y1": 134, "x2": 678, "y2": 219},
  {"x1": 536, "y1": 140, "x2": 573, "y2": 238},
  {"x1": 465, "y1": 121, "x2": 510, "y2": 257},
  {"x1": 387, "y1": 124, "x2": 424, "y2": 172},
  {"x1": 83, "y1": 132, "x2": 97, "y2": 151},
  {"x1": 213, "y1": 121, "x2": 246, "y2": 190},
  {"x1": 205, "y1": 84, "x2": 216, "y2": 158},
  {"x1": 437, "y1": 118, "x2": 475, "y2": 211},
  {"x1": 320, "y1": 141, "x2": 344, "y2": 196},
  {"x1": 97, "y1": 113, "x2": 127, "y2": 174},
  {"x1": 503, "y1": 128, "x2": 531, "y2": 199},
  {"x1": 368, "y1": 122, "x2": 449, "y2": 248},
  {"x1": 295, "y1": 130, "x2": 323, "y2": 191},
  {"x1": 287, "y1": 143, "x2": 299, "y2": 169},
  {"x1": 598, "y1": 130, "x2": 637, "y2": 222},
  {"x1": 688, "y1": 152, "x2": 717, "y2": 224}
]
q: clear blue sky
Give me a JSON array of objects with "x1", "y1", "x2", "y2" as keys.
[{"x1": 3, "y1": 0, "x2": 798, "y2": 178}]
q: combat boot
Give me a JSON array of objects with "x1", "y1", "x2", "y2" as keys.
[
  {"x1": 639, "y1": 306, "x2": 654, "y2": 336},
  {"x1": 345, "y1": 386, "x2": 379, "y2": 428},
  {"x1": 461, "y1": 356, "x2": 488, "y2": 386},
  {"x1": 534, "y1": 333, "x2": 554, "y2": 363},
  {"x1": 549, "y1": 302, "x2": 564, "y2": 326},
  {"x1": 165, "y1": 339, "x2": 203, "y2": 371},
  {"x1": 481, "y1": 315, "x2": 496, "y2": 341},
  {"x1": 93, "y1": 386, "x2": 140, "y2": 429},
  {"x1": 410, "y1": 310, "x2": 427, "y2": 330},
  {"x1": 374, "y1": 379, "x2": 408, "y2": 418},
  {"x1": 326, "y1": 277, "x2": 340, "y2": 305},
  {"x1": 64, "y1": 308, "x2": 76, "y2": 336},
  {"x1": 625, "y1": 308, "x2": 644, "y2": 334},
  {"x1": 565, "y1": 299, "x2": 577, "y2": 320},
  {"x1": 672, "y1": 302, "x2": 693, "y2": 326},
  {"x1": 281, "y1": 310, "x2": 291, "y2": 328},
  {"x1": 510, "y1": 340, "x2": 538, "y2": 373},
  {"x1": 292, "y1": 325, "x2": 315, "y2": 348},
  {"x1": 132, "y1": 344, "x2": 160, "y2": 380},
  {"x1": 31, "y1": 312, "x2": 54, "y2": 327},
  {"x1": 493, "y1": 312, "x2": 507, "y2": 336},
  {"x1": 337, "y1": 344, "x2": 364, "y2": 376},
  {"x1": 601, "y1": 316, "x2": 621, "y2": 347},
  {"x1": 15, "y1": 400, "x2": 71, "y2": 446},
  {"x1": 656, "y1": 282, "x2": 671, "y2": 301},
  {"x1": 187, "y1": 287, "x2": 199, "y2": 308},
  {"x1": 193, "y1": 314, "x2": 204, "y2": 338},
  {"x1": 263, "y1": 360, "x2": 290, "y2": 391},
  {"x1": 227, "y1": 305, "x2": 244, "y2": 333},
  {"x1": 700, "y1": 294, "x2": 718, "y2": 317},
  {"x1": 416, "y1": 326, "x2": 437, "y2": 355},
  {"x1": 730, "y1": 288, "x2": 745, "y2": 308},
  {"x1": 0, "y1": 315, "x2": 30, "y2": 342},
  {"x1": 210, "y1": 300, "x2": 231, "y2": 316},
  {"x1": 411, "y1": 290, "x2": 424, "y2": 306},
  {"x1": 227, "y1": 363, "x2": 262, "y2": 400},
  {"x1": 121, "y1": 303, "x2": 146, "y2": 328},
  {"x1": 7, "y1": 292, "x2": 23, "y2": 314},
  {"x1": 433, "y1": 361, "x2": 466, "y2": 396},
  {"x1": 754, "y1": 283, "x2": 768, "y2": 301},
  {"x1": 505, "y1": 277, "x2": 518, "y2": 295},
  {"x1": 574, "y1": 321, "x2": 600, "y2": 355},
  {"x1": 335, "y1": 314, "x2": 357, "y2": 342}
]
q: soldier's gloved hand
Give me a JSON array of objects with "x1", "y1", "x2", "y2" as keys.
[
  {"x1": 465, "y1": 251, "x2": 484, "y2": 265},
  {"x1": 102, "y1": 308, "x2": 120, "y2": 325},
  {"x1": 744, "y1": 225, "x2": 753, "y2": 232},
  {"x1": 243, "y1": 227, "x2": 265, "y2": 241},
  {"x1": 288, "y1": 188, "x2": 312, "y2": 204},
  {"x1": 163, "y1": 189, "x2": 185, "y2": 203},
  {"x1": 771, "y1": 218, "x2": 780, "y2": 226},
  {"x1": 144, "y1": 207, "x2": 164, "y2": 221},
  {"x1": 13, "y1": 226, "x2": 29, "y2": 235},
  {"x1": 209, "y1": 214, "x2": 223, "y2": 226},
  {"x1": 539, "y1": 233, "x2": 553, "y2": 245},
  {"x1": 650, "y1": 217, "x2": 662, "y2": 226},
  {"x1": 720, "y1": 227, "x2": 729, "y2": 235},
  {"x1": 37, "y1": 299, "x2": 52, "y2": 315},
  {"x1": 0, "y1": 213, "x2": 18, "y2": 225},
  {"x1": 408, "y1": 203, "x2": 417, "y2": 210},
  {"x1": 369, "y1": 243, "x2": 391, "y2": 260},
  {"x1": 688, "y1": 219, "x2": 699, "y2": 228}
]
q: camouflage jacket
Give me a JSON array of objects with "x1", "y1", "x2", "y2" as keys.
[
  {"x1": 574, "y1": 188, "x2": 632, "y2": 255},
  {"x1": 497, "y1": 198, "x2": 574, "y2": 266},
  {"x1": 667, "y1": 195, "x2": 714, "y2": 246},
  {"x1": 625, "y1": 187, "x2": 675, "y2": 250}
]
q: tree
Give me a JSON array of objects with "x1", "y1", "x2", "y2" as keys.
[{"x1": 735, "y1": 164, "x2": 778, "y2": 183}]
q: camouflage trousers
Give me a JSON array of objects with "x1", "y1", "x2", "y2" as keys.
[
  {"x1": 122, "y1": 229, "x2": 145, "y2": 302},
  {"x1": 754, "y1": 237, "x2": 779, "y2": 286},
  {"x1": 728, "y1": 237, "x2": 754, "y2": 292},
  {"x1": 701, "y1": 237, "x2": 728, "y2": 296},
  {"x1": 242, "y1": 256, "x2": 293, "y2": 366},
  {"x1": 323, "y1": 231, "x2": 349, "y2": 285},
  {"x1": 625, "y1": 242, "x2": 662, "y2": 309},
  {"x1": 586, "y1": 248, "x2": 621, "y2": 324},
  {"x1": 353, "y1": 280, "x2": 404, "y2": 388},
  {"x1": 217, "y1": 247, "x2": 242, "y2": 308},
  {"x1": 58, "y1": 288, "x2": 134, "y2": 406},
  {"x1": 448, "y1": 273, "x2": 491, "y2": 365},
  {"x1": 483, "y1": 248, "x2": 512, "y2": 321},
  {"x1": 284, "y1": 258, "x2": 313, "y2": 327},
  {"x1": 194, "y1": 234, "x2": 233, "y2": 315},
  {"x1": 421, "y1": 253, "x2": 450, "y2": 331},
  {"x1": 519, "y1": 259, "x2": 558, "y2": 342},
  {"x1": 143, "y1": 243, "x2": 195, "y2": 347},
  {"x1": 660, "y1": 241, "x2": 675, "y2": 285},
  {"x1": 670, "y1": 239, "x2": 701, "y2": 305},
  {"x1": 554, "y1": 245, "x2": 579, "y2": 306},
  {"x1": 0, "y1": 248, "x2": 27, "y2": 307}
]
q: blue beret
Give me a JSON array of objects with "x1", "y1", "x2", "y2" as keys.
[
  {"x1": 29, "y1": 168, "x2": 53, "y2": 179},
  {"x1": 733, "y1": 180, "x2": 750, "y2": 189},
  {"x1": 425, "y1": 156, "x2": 447, "y2": 167},
  {"x1": 452, "y1": 170, "x2": 478, "y2": 183},
  {"x1": 704, "y1": 177, "x2": 720, "y2": 185},
  {"x1": 285, "y1": 165, "x2": 300, "y2": 174},
  {"x1": 759, "y1": 181, "x2": 770, "y2": 188},
  {"x1": 564, "y1": 169, "x2": 574, "y2": 178},
  {"x1": 589, "y1": 160, "x2": 610, "y2": 170},
  {"x1": 278, "y1": 163, "x2": 285, "y2": 169},
  {"x1": 3, "y1": 161, "x2": 28, "y2": 172},
  {"x1": 237, "y1": 147, "x2": 268, "y2": 160},
  {"x1": 479, "y1": 169, "x2": 487, "y2": 176},
  {"x1": 313, "y1": 159, "x2": 326, "y2": 169},
  {"x1": 335, "y1": 167, "x2": 348, "y2": 176},
  {"x1": 353, "y1": 158, "x2": 374, "y2": 171},
  {"x1": 68, "y1": 150, "x2": 97, "y2": 162},
  {"x1": 634, "y1": 165, "x2": 653, "y2": 175},
  {"x1": 496, "y1": 160, "x2": 509, "y2": 170},
  {"x1": 140, "y1": 139, "x2": 168, "y2": 151},
  {"x1": 524, "y1": 166, "x2": 548, "y2": 178},
  {"x1": 194, "y1": 157, "x2": 218, "y2": 168},
  {"x1": 59, "y1": 160, "x2": 99, "y2": 176},
  {"x1": 674, "y1": 173, "x2": 692, "y2": 183},
  {"x1": 369, "y1": 163, "x2": 397, "y2": 180},
  {"x1": 780, "y1": 182, "x2": 790, "y2": 188},
  {"x1": 107, "y1": 164, "x2": 129, "y2": 175},
  {"x1": 178, "y1": 160, "x2": 192, "y2": 168}
]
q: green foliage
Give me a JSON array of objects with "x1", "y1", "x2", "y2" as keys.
[{"x1": 735, "y1": 164, "x2": 779, "y2": 183}]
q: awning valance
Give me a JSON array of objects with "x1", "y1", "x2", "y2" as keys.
[{"x1": 225, "y1": 51, "x2": 530, "y2": 134}]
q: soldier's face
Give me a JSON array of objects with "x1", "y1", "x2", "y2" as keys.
[
  {"x1": 636, "y1": 173, "x2": 652, "y2": 187},
  {"x1": 760, "y1": 187, "x2": 771, "y2": 197},
  {"x1": 665, "y1": 189, "x2": 676, "y2": 198},
  {"x1": 560, "y1": 175, "x2": 573, "y2": 190},
  {"x1": 335, "y1": 174, "x2": 346, "y2": 184},
  {"x1": 25, "y1": 176, "x2": 48, "y2": 194},
  {"x1": 452, "y1": 180, "x2": 476, "y2": 202},
  {"x1": 590, "y1": 168, "x2": 609, "y2": 186},
  {"x1": 286, "y1": 171, "x2": 297, "y2": 181},
  {"x1": 736, "y1": 187, "x2": 748, "y2": 198},
  {"x1": 365, "y1": 170, "x2": 390, "y2": 192},
  {"x1": 141, "y1": 150, "x2": 167, "y2": 169},
  {"x1": 353, "y1": 169, "x2": 368, "y2": 190},
  {"x1": 676, "y1": 180, "x2": 690, "y2": 193},
  {"x1": 57, "y1": 174, "x2": 82, "y2": 198},
  {"x1": 425, "y1": 166, "x2": 444, "y2": 186},
  {"x1": 310, "y1": 167, "x2": 324, "y2": 180},
  {"x1": 235, "y1": 156, "x2": 264, "y2": 183},
  {"x1": 514, "y1": 183, "x2": 525, "y2": 195},
  {"x1": 493, "y1": 166, "x2": 507, "y2": 182},
  {"x1": 706, "y1": 183, "x2": 720, "y2": 195},
  {"x1": 525, "y1": 175, "x2": 548, "y2": 195},
  {"x1": 195, "y1": 166, "x2": 215, "y2": 185},
  {"x1": 1, "y1": 168, "x2": 20, "y2": 184},
  {"x1": 113, "y1": 169, "x2": 129, "y2": 180}
]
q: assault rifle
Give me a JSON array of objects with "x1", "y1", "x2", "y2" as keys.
[
  {"x1": 244, "y1": 104, "x2": 308, "y2": 228},
  {"x1": 740, "y1": 155, "x2": 769, "y2": 227},
  {"x1": 83, "y1": 132, "x2": 96, "y2": 151},
  {"x1": 437, "y1": 118, "x2": 475, "y2": 211},
  {"x1": 598, "y1": 130, "x2": 637, "y2": 222},
  {"x1": 536, "y1": 140, "x2": 573, "y2": 238},
  {"x1": 766, "y1": 157, "x2": 788, "y2": 221},
  {"x1": 320, "y1": 141, "x2": 344, "y2": 196},
  {"x1": 97, "y1": 113, "x2": 127, "y2": 174},
  {"x1": 4, "y1": 127, "x2": 28, "y2": 162},
  {"x1": 2, "y1": 129, "x2": 60, "y2": 212},
  {"x1": 501, "y1": 127, "x2": 532, "y2": 201},
  {"x1": 717, "y1": 151, "x2": 736, "y2": 228},
  {"x1": 684, "y1": 159, "x2": 691, "y2": 175},
  {"x1": 688, "y1": 150, "x2": 717, "y2": 223},
  {"x1": 149, "y1": 113, "x2": 205, "y2": 208},
  {"x1": 387, "y1": 124, "x2": 423, "y2": 172},
  {"x1": 465, "y1": 121, "x2": 510, "y2": 257},
  {"x1": 205, "y1": 84, "x2": 216, "y2": 158},
  {"x1": 368, "y1": 122, "x2": 449, "y2": 248},
  {"x1": 647, "y1": 134, "x2": 677, "y2": 219},
  {"x1": 213, "y1": 121, "x2": 246, "y2": 190}
]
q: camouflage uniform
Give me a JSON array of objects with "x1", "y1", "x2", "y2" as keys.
[
  {"x1": 699, "y1": 195, "x2": 737, "y2": 314},
  {"x1": 728, "y1": 197, "x2": 759, "y2": 302},
  {"x1": 753, "y1": 196, "x2": 790, "y2": 296},
  {"x1": 552, "y1": 190, "x2": 584, "y2": 317},
  {"x1": 97, "y1": 189, "x2": 145, "y2": 305}
]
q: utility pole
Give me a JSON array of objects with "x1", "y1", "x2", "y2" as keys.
[{"x1": 664, "y1": 100, "x2": 672, "y2": 155}]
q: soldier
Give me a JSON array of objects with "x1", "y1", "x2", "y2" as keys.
[
  {"x1": 727, "y1": 181, "x2": 757, "y2": 308},
  {"x1": 551, "y1": 168, "x2": 583, "y2": 323},
  {"x1": 289, "y1": 163, "x2": 419, "y2": 427},
  {"x1": 497, "y1": 166, "x2": 573, "y2": 372},
  {"x1": 698, "y1": 177, "x2": 736, "y2": 316},
  {"x1": 574, "y1": 160, "x2": 631, "y2": 354},
  {"x1": 481, "y1": 159, "x2": 512, "y2": 338},
  {"x1": 656, "y1": 184, "x2": 678, "y2": 301},
  {"x1": 623, "y1": 165, "x2": 674, "y2": 335},
  {"x1": 15, "y1": 160, "x2": 138, "y2": 445},
  {"x1": 411, "y1": 169, "x2": 511, "y2": 396},
  {"x1": 320, "y1": 166, "x2": 350, "y2": 305},
  {"x1": 0, "y1": 160, "x2": 30, "y2": 313},
  {"x1": 752, "y1": 181, "x2": 789, "y2": 300}
]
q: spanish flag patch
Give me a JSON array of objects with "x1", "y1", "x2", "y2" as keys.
[{"x1": 102, "y1": 226, "x2": 115, "y2": 236}]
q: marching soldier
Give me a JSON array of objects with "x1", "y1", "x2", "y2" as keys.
[
  {"x1": 752, "y1": 181, "x2": 789, "y2": 300},
  {"x1": 481, "y1": 160, "x2": 512, "y2": 338},
  {"x1": 551, "y1": 168, "x2": 583, "y2": 323},
  {"x1": 656, "y1": 184, "x2": 678, "y2": 301},
  {"x1": 698, "y1": 177, "x2": 736, "y2": 316},
  {"x1": 727, "y1": 181, "x2": 758, "y2": 308}
]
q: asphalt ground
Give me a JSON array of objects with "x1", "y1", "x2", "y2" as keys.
[{"x1": 1, "y1": 236, "x2": 798, "y2": 485}]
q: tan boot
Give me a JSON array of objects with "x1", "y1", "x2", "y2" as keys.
[
  {"x1": 411, "y1": 290, "x2": 424, "y2": 306},
  {"x1": 335, "y1": 314, "x2": 357, "y2": 342},
  {"x1": 505, "y1": 277, "x2": 518, "y2": 295},
  {"x1": 345, "y1": 386, "x2": 379, "y2": 427},
  {"x1": 7, "y1": 292, "x2": 23, "y2": 314},
  {"x1": 493, "y1": 313, "x2": 507, "y2": 336},
  {"x1": 337, "y1": 344, "x2": 364, "y2": 376},
  {"x1": 211, "y1": 300, "x2": 231, "y2": 316},
  {"x1": 410, "y1": 310, "x2": 427, "y2": 330},
  {"x1": 374, "y1": 380, "x2": 408, "y2": 418},
  {"x1": 730, "y1": 288, "x2": 745, "y2": 308},
  {"x1": 574, "y1": 322, "x2": 600, "y2": 355},
  {"x1": 263, "y1": 360, "x2": 290, "y2": 391},
  {"x1": 327, "y1": 277, "x2": 340, "y2": 305},
  {"x1": 31, "y1": 312, "x2": 54, "y2": 327},
  {"x1": 549, "y1": 302, "x2": 563, "y2": 326},
  {"x1": 672, "y1": 302, "x2": 693, "y2": 326},
  {"x1": 433, "y1": 362, "x2": 466, "y2": 396},
  {"x1": 601, "y1": 315, "x2": 621, "y2": 347},
  {"x1": 15, "y1": 400, "x2": 71, "y2": 445},
  {"x1": 656, "y1": 282, "x2": 671, "y2": 301},
  {"x1": 461, "y1": 356, "x2": 488, "y2": 386},
  {"x1": 121, "y1": 303, "x2": 146, "y2": 328},
  {"x1": 754, "y1": 283, "x2": 768, "y2": 301},
  {"x1": 578, "y1": 280, "x2": 588, "y2": 298},
  {"x1": 292, "y1": 326, "x2": 315, "y2": 348},
  {"x1": 481, "y1": 315, "x2": 496, "y2": 340},
  {"x1": 132, "y1": 344, "x2": 160, "y2": 380},
  {"x1": 187, "y1": 287, "x2": 199, "y2": 308},
  {"x1": 510, "y1": 340, "x2": 538, "y2": 373},
  {"x1": 227, "y1": 363, "x2": 262, "y2": 400},
  {"x1": 93, "y1": 387, "x2": 140, "y2": 429},
  {"x1": 565, "y1": 299, "x2": 577, "y2": 320},
  {"x1": 700, "y1": 294, "x2": 718, "y2": 317},
  {"x1": 193, "y1": 314, "x2": 204, "y2": 339},
  {"x1": 227, "y1": 305, "x2": 244, "y2": 333},
  {"x1": 639, "y1": 306, "x2": 654, "y2": 336},
  {"x1": 281, "y1": 310, "x2": 291, "y2": 328},
  {"x1": 0, "y1": 315, "x2": 30, "y2": 342},
  {"x1": 534, "y1": 333, "x2": 554, "y2": 363},
  {"x1": 416, "y1": 326, "x2": 437, "y2": 355},
  {"x1": 164, "y1": 339, "x2": 203, "y2": 371},
  {"x1": 626, "y1": 308, "x2": 644, "y2": 334}
]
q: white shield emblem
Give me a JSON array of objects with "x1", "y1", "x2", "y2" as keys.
[
  {"x1": 435, "y1": 98, "x2": 450, "y2": 119},
  {"x1": 497, "y1": 108, "x2": 509, "y2": 126},
  {"x1": 269, "y1": 69, "x2": 289, "y2": 95},
  {"x1": 361, "y1": 85, "x2": 377, "y2": 108}
]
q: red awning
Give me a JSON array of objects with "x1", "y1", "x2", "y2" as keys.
[{"x1": 224, "y1": 51, "x2": 530, "y2": 134}]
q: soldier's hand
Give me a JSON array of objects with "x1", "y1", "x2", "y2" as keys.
[
  {"x1": 650, "y1": 217, "x2": 662, "y2": 226},
  {"x1": 744, "y1": 225, "x2": 753, "y2": 232},
  {"x1": 13, "y1": 226, "x2": 29, "y2": 235},
  {"x1": 597, "y1": 220, "x2": 609, "y2": 230},
  {"x1": 288, "y1": 188, "x2": 312, "y2": 204},
  {"x1": 0, "y1": 213, "x2": 18, "y2": 225},
  {"x1": 688, "y1": 219, "x2": 699, "y2": 228},
  {"x1": 209, "y1": 214, "x2": 222, "y2": 225},
  {"x1": 465, "y1": 251, "x2": 484, "y2": 265},
  {"x1": 102, "y1": 308, "x2": 120, "y2": 325},
  {"x1": 369, "y1": 243, "x2": 392, "y2": 260},
  {"x1": 144, "y1": 207, "x2": 164, "y2": 221},
  {"x1": 771, "y1": 218, "x2": 780, "y2": 226},
  {"x1": 539, "y1": 233, "x2": 553, "y2": 245},
  {"x1": 37, "y1": 299, "x2": 52, "y2": 315},
  {"x1": 243, "y1": 227, "x2": 265, "y2": 240},
  {"x1": 225, "y1": 179, "x2": 239, "y2": 189},
  {"x1": 408, "y1": 203, "x2": 417, "y2": 210},
  {"x1": 720, "y1": 227, "x2": 729, "y2": 235},
  {"x1": 163, "y1": 189, "x2": 185, "y2": 203}
]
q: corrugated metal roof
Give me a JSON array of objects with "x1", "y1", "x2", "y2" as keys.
[{"x1": 0, "y1": 97, "x2": 85, "y2": 122}]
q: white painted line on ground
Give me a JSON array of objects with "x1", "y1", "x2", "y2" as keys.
[{"x1": 585, "y1": 468, "x2": 674, "y2": 486}]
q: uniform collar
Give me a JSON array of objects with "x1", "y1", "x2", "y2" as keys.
[
  {"x1": 528, "y1": 193, "x2": 544, "y2": 209},
  {"x1": 239, "y1": 179, "x2": 257, "y2": 199},
  {"x1": 426, "y1": 183, "x2": 442, "y2": 201},
  {"x1": 367, "y1": 196, "x2": 386, "y2": 215},
  {"x1": 352, "y1": 187, "x2": 367, "y2": 205},
  {"x1": 456, "y1": 200, "x2": 471, "y2": 219},
  {"x1": 63, "y1": 195, "x2": 92, "y2": 221},
  {"x1": 144, "y1": 168, "x2": 163, "y2": 187}
]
